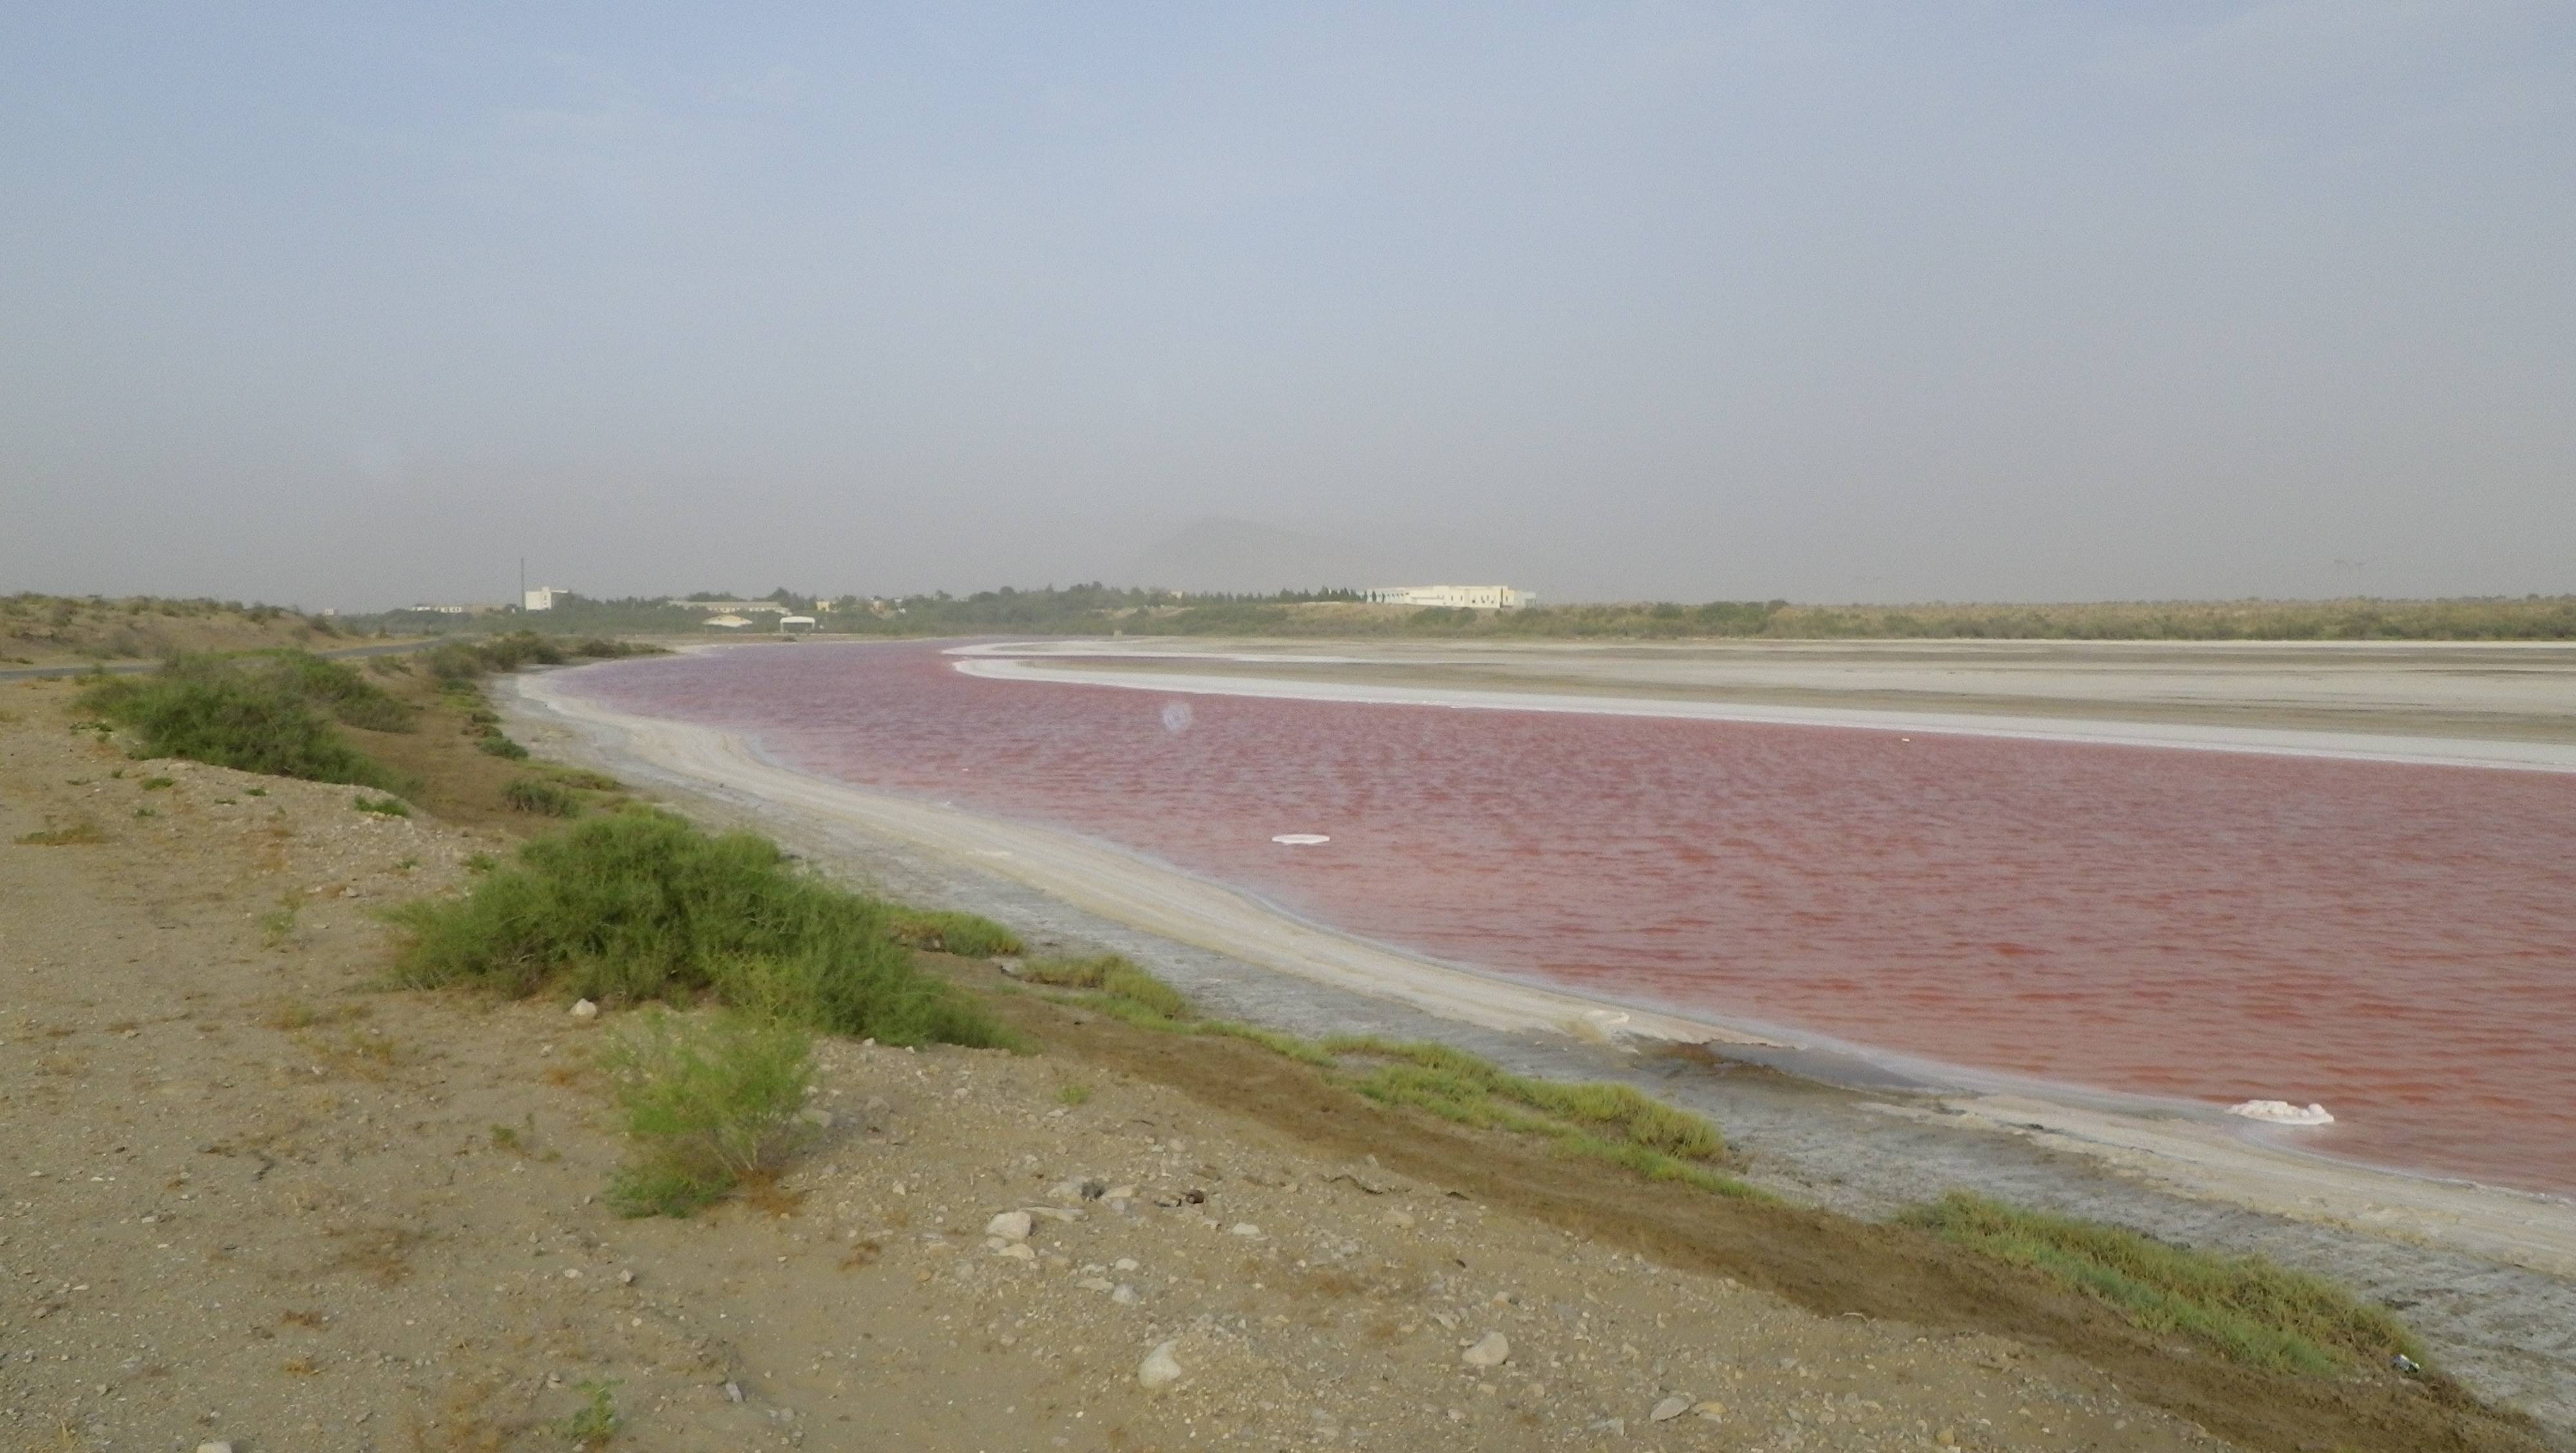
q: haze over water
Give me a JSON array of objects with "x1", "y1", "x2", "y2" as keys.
[{"x1": 574, "y1": 642, "x2": 2576, "y2": 1195}]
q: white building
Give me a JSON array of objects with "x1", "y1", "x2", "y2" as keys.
[
  {"x1": 663, "y1": 599, "x2": 792, "y2": 614},
  {"x1": 1362, "y1": 584, "x2": 1535, "y2": 610},
  {"x1": 523, "y1": 586, "x2": 569, "y2": 612},
  {"x1": 777, "y1": 615, "x2": 817, "y2": 634}
]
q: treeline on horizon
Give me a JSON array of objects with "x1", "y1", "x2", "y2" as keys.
[
  {"x1": 12, "y1": 587, "x2": 2576, "y2": 647},
  {"x1": 338, "y1": 585, "x2": 2576, "y2": 643}
]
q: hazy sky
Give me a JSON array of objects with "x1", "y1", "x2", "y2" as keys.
[{"x1": 5, "y1": 3, "x2": 2571, "y2": 608}]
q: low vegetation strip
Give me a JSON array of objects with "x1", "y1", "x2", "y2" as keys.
[
  {"x1": 1902, "y1": 1190, "x2": 2425, "y2": 1375},
  {"x1": 388, "y1": 811, "x2": 1011, "y2": 1047},
  {"x1": 1010, "y1": 953, "x2": 1759, "y2": 1198},
  {"x1": 78, "y1": 651, "x2": 412, "y2": 790},
  {"x1": 420, "y1": 630, "x2": 658, "y2": 683},
  {"x1": 886, "y1": 906, "x2": 1025, "y2": 958}
]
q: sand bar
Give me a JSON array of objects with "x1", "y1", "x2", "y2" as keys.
[{"x1": 950, "y1": 641, "x2": 2576, "y2": 772}]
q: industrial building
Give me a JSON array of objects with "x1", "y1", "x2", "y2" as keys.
[{"x1": 1361, "y1": 584, "x2": 1535, "y2": 610}]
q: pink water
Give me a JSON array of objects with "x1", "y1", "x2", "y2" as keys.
[{"x1": 569, "y1": 642, "x2": 2576, "y2": 1195}]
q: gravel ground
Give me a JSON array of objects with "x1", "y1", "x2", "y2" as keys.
[{"x1": 0, "y1": 679, "x2": 2256, "y2": 1452}]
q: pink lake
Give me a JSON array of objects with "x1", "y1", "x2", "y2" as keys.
[{"x1": 567, "y1": 641, "x2": 2576, "y2": 1195}]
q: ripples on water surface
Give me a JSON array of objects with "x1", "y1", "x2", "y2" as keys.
[{"x1": 573, "y1": 642, "x2": 2576, "y2": 1195}]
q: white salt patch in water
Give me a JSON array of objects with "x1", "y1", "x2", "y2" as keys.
[
  {"x1": 2228, "y1": 1099, "x2": 2334, "y2": 1125},
  {"x1": 1271, "y1": 833, "x2": 1331, "y2": 846}
]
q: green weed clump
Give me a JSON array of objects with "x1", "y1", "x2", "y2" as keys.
[
  {"x1": 1902, "y1": 1191, "x2": 2423, "y2": 1374},
  {"x1": 503, "y1": 777, "x2": 582, "y2": 817},
  {"x1": 887, "y1": 907, "x2": 1024, "y2": 958},
  {"x1": 1019, "y1": 953, "x2": 1192, "y2": 1021},
  {"x1": 78, "y1": 652, "x2": 410, "y2": 789},
  {"x1": 354, "y1": 794, "x2": 411, "y2": 817},
  {"x1": 560, "y1": 1378, "x2": 621, "y2": 1447},
  {"x1": 388, "y1": 811, "x2": 1011, "y2": 1046},
  {"x1": 477, "y1": 733, "x2": 531, "y2": 759},
  {"x1": 602, "y1": 1011, "x2": 811, "y2": 1217}
]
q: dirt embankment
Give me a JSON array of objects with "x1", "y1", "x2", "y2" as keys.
[
  {"x1": 0, "y1": 595, "x2": 413, "y2": 668},
  {"x1": 0, "y1": 674, "x2": 2549, "y2": 1452}
]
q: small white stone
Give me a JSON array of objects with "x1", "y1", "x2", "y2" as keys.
[
  {"x1": 1650, "y1": 1395, "x2": 1691, "y2": 1423},
  {"x1": 985, "y1": 1211, "x2": 1032, "y2": 1241},
  {"x1": 1111, "y1": 1284, "x2": 1141, "y2": 1306},
  {"x1": 1229, "y1": 1222, "x2": 1262, "y2": 1237},
  {"x1": 1077, "y1": 1277, "x2": 1114, "y2": 1292},
  {"x1": 196, "y1": 1443, "x2": 236, "y2": 1453},
  {"x1": 998, "y1": 1243, "x2": 1036, "y2": 1262},
  {"x1": 1462, "y1": 1331, "x2": 1510, "y2": 1368},
  {"x1": 569, "y1": 999, "x2": 599, "y2": 1020},
  {"x1": 1137, "y1": 1340, "x2": 1184, "y2": 1390}
]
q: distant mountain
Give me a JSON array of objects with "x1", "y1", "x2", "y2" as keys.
[{"x1": 1119, "y1": 517, "x2": 1414, "y2": 595}]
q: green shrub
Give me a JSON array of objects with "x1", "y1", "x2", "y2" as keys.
[
  {"x1": 1902, "y1": 1191, "x2": 2423, "y2": 1374},
  {"x1": 388, "y1": 811, "x2": 1011, "y2": 1046},
  {"x1": 78, "y1": 652, "x2": 407, "y2": 788},
  {"x1": 477, "y1": 733, "x2": 531, "y2": 759},
  {"x1": 248, "y1": 650, "x2": 415, "y2": 731},
  {"x1": 569, "y1": 637, "x2": 657, "y2": 659},
  {"x1": 503, "y1": 777, "x2": 581, "y2": 817},
  {"x1": 602, "y1": 1011, "x2": 811, "y2": 1217},
  {"x1": 887, "y1": 907, "x2": 1024, "y2": 958},
  {"x1": 140, "y1": 775, "x2": 175, "y2": 790},
  {"x1": 354, "y1": 794, "x2": 411, "y2": 817}
]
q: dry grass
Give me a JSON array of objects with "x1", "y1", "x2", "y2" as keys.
[
  {"x1": 320, "y1": 1223, "x2": 425, "y2": 1287},
  {"x1": 404, "y1": 1376, "x2": 533, "y2": 1453},
  {"x1": 14, "y1": 815, "x2": 106, "y2": 846},
  {"x1": 293, "y1": 1025, "x2": 401, "y2": 1081}
]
